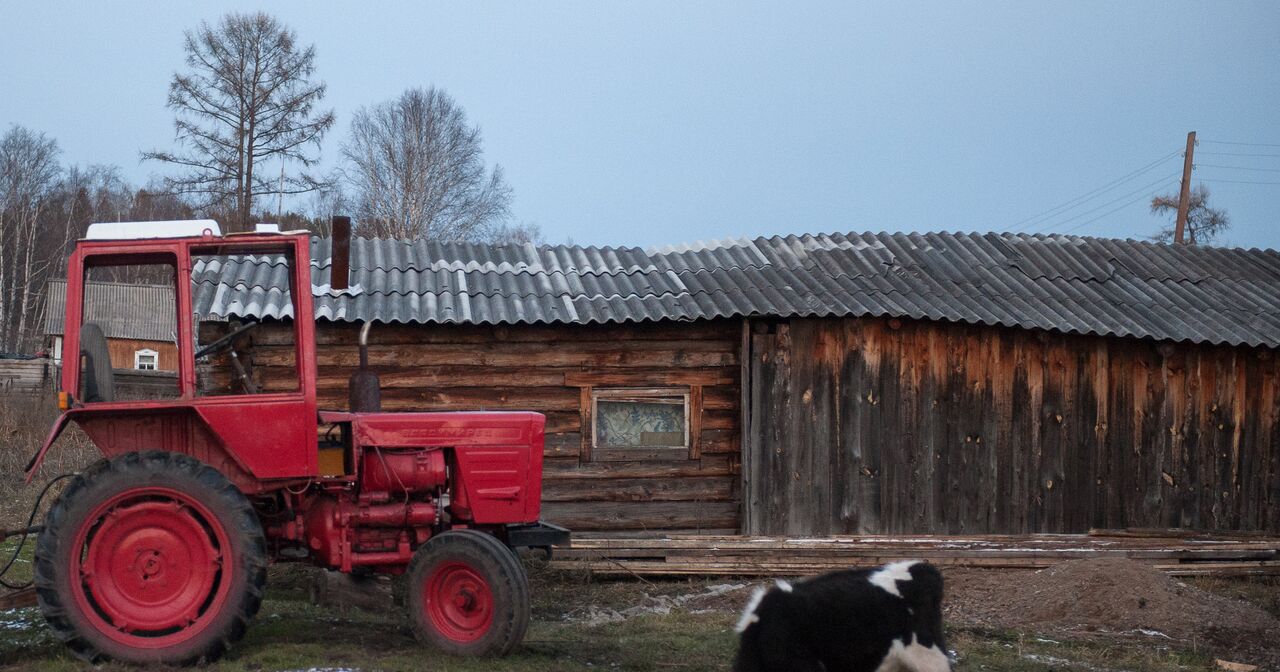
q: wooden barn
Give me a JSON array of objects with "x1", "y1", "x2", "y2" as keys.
[{"x1": 193, "y1": 231, "x2": 1280, "y2": 541}]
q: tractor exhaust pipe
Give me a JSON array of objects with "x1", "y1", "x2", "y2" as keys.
[{"x1": 348, "y1": 321, "x2": 381, "y2": 413}]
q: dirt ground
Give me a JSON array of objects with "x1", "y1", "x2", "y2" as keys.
[
  {"x1": 0, "y1": 544, "x2": 1274, "y2": 670},
  {"x1": 945, "y1": 559, "x2": 1280, "y2": 668}
]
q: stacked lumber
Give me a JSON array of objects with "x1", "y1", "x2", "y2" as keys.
[{"x1": 550, "y1": 533, "x2": 1280, "y2": 578}]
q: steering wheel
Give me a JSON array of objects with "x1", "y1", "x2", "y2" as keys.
[{"x1": 194, "y1": 321, "x2": 260, "y2": 360}]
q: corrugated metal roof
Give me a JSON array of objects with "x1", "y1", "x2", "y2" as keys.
[
  {"x1": 185, "y1": 231, "x2": 1280, "y2": 347},
  {"x1": 46, "y1": 279, "x2": 177, "y2": 342}
]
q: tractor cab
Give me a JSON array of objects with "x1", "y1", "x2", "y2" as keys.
[
  {"x1": 32, "y1": 220, "x2": 321, "y2": 482},
  {"x1": 22, "y1": 220, "x2": 566, "y2": 665}
]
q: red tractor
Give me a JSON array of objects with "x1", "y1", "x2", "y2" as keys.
[{"x1": 21, "y1": 221, "x2": 568, "y2": 664}]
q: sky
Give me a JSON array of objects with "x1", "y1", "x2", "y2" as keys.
[{"x1": 2, "y1": 2, "x2": 1278, "y2": 250}]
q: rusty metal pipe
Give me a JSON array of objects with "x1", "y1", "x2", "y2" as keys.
[{"x1": 349, "y1": 321, "x2": 381, "y2": 412}]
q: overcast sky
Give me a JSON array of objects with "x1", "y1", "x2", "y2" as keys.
[{"x1": 2, "y1": 2, "x2": 1278, "y2": 249}]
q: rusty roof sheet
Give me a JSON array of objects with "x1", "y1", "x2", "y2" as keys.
[{"x1": 189, "y1": 231, "x2": 1280, "y2": 348}]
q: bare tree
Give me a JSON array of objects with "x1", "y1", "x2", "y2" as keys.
[
  {"x1": 0, "y1": 126, "x2": 61, "y2": 352},
  {"x1": 488, "y1": 221, "x2": 545, "y2": 246},
  {"x1": 1150, "y1": 184, "x2": 1230, "y2": 245},
  {"x1": 144, "y1": 12, "x2": 334, "y2": 232},
  {"x1": 298, "y1": 179, "x2": 350, "y2": 237},
  {"x1": 341, "y1": 87, "x2": 512, "y2": 241}
]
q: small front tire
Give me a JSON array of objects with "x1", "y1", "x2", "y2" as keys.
[{"x1": 406, "y1": 530, "x2": 530, "y2": 657}]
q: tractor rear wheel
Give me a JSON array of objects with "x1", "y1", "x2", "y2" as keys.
[
  {"x1": 34, "y1": 451, "x2": 266, "y2": 664},
  {"x1": 406, "y1": 530, "x2": 529, "y2": 657}
]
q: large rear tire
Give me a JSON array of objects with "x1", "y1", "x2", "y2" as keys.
[
  {"x1": 406, "y1": 530, "x2": 530, "y2": 657},
  {"x1": 34, "y1": 451, "x2": 266, "y2": 664}
]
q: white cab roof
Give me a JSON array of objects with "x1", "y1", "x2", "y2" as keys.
[{"x1": 85, "y1": 220, "x2": 222, "y2": 240}]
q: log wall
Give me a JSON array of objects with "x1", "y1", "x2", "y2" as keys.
[
  {"x1": 220, "y1": 319, "x2": 743, "y2": 534},
  {"x1": 743, "y1": 317, "x2": 1280, "y2": 535}
]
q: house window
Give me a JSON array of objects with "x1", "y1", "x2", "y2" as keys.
[
  {"x1": 591, "y1": 388, "x2": 690, "y2": 461},
  {"x1": 134, "y1": 349, "x2": 158, "y2": 371}
]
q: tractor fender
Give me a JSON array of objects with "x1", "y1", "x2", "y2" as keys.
[{"x1": 24, "y1": 411, "x2": 74, "y2": 484}]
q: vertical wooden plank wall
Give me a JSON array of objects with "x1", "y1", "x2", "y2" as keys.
[
  {"x1": 228, "y1": 318, "x2": 743, "y2": 535},
  {"x1": 744, "y1": 317, "x2": 1280, "y2": 535}
]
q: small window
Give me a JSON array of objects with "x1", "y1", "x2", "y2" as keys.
[
  {"x1": 134, "y1": 349, "x2": 158, "y2": 370},
  {"x1": 592, "y1": 388, "x2": 689, "y2": 461}
]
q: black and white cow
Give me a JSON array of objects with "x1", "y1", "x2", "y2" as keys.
[{"x1": 733, "y1": 560, "x2": 952, "y2": 672}]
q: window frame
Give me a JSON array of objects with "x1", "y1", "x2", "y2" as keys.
[
  {"x1": 134, "y1": 348, "x2": 159, "y2": 371},
  {"x1": 589, "y1": 387, "x2": 691, "y2": 462}
]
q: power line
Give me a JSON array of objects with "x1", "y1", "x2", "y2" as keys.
[
  {"x1": 1008, "y1": 150, "x2": 1180, "y2": 232},
  {"x1": 1197, "y1": 163, "x2": 1280, "y2": 173},
  {"x1": 1200, "y1": 139, "x2": 1280, "y2": 148},
  {"x1": 1058, "y1": 179, "x2": 1180, "y2": 235},
  {"x1": 1198, "y1": 151, "x2": 1280, "y2": 158},
  {"x1": 1026, "y1": 171, "x2": 1181, "y2": 234},
  {"x1": 1198, "y1": 177, "x2": 1280, "y2": 186}
]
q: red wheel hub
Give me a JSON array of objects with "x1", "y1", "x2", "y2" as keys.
[
  {"x1": 424, "y1": 562, "x2": 494, "y2": 643},
  {"x1": 71, "y1": 487, "x2": 232, "y2": 647}
]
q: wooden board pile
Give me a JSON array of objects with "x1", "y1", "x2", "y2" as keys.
[{"x1": 550, "y1": 531, "x2": 1280, "y2": 578}]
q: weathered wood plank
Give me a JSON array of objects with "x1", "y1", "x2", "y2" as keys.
[
  {"x1": 743, "y1": 316, "x2": 1280, "y2": 536},
  {"x1": 542, "y1": 476, "x2": 733, "y2": 503}
]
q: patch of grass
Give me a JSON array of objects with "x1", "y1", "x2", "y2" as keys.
[{"x1": 0, "y1": 591, "x2": 738, "y2": 672}]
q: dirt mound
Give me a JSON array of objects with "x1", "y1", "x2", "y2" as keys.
[{"x1": 947, "y1": 558, "x2": 1280, "y2": 665}]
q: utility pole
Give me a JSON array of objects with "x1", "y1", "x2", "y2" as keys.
[{"x1": 1174, "y1": 131, "x2": 1196, "y2": 244}]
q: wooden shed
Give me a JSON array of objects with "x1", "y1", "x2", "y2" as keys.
[
  {"x1": 46, "y1": 279, "x2": 180, "y2": 372},
  {"x1": 194, "y1": 231, "x2": 1280, "y2": 537}
]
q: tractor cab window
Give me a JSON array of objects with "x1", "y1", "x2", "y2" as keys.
[
  {"x1": 192, "y1": 246, "x2": 301, "y2": 397},
  {"x1": 75, "y1": 262, "x2": 181, "y2": 401}
]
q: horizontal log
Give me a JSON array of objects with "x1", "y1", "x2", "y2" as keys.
[
  {"x1": 593, "y1": 446, "x2": 692, "y2": 462},
  {"x1": 325, "y1": 403, "x2": 579, "y2": 432},
  {"x1": 255, "y1": 346, "x2": 737, "y2": 369},
  {"x1": 314, "y1": 366, "x2": 734, "y2": 390},
  {"x1": 563, "y1": 370, "x2": 735, "y2": 387},
  {"x1": 700, "y1": 429, "x2": 738, "y2": 454},
  {"x1": 244, "y1": 319, "x2": 742, "y2": 346},
  {"x1": 702, "y1": 409, "x2": 739, "y2": 430},
  {"x1": 542, "y1": 476, "x2": 734, "y2": 503},
  {"x1": 318, "y1": 387, "x2": 581, "y2": 412},
  {"x1": 544, "y1": 454, "x2": 733, "y2": 479},
  {"x1": 544, "y1": 433, "x2": 581, "y2": 457},
  {"x1": 232, "y1": 370, "x2": 740, "y2": 410},
  {"x1": 541, "y1": 501, "x2": 738, "y2": 531}
]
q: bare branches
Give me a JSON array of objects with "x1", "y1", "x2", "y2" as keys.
[
  {"x1": 340, "y1": 87, "x2": 513, "y2": 241},
  {"x1": 1150, "y1": 184, "x2": 1230, "y2": 245},
  {"x1": 143, "y1": 12, "x2": 334, "y2": 231},
  {"x1": 0, "y1": 126, "x2": 62, "y2": 352}
]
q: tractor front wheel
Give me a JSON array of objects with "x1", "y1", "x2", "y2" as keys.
[
  {"x1": 34, "y1": 451, "x2": 266, "y2": 664},
  {"x1": 406, "y1": 529, "x2": 530, "y2": 656}
]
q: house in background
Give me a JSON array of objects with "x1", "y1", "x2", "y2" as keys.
[
  {"x1": 189, "y1": 231, "x2": 1280, "y2": 537},
  {"x1": 45, "y1": 279, "x2": 178, "y2": 372}
]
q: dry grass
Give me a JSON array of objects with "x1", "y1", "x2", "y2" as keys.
[{"x1": 0, "y1": 393, "x2": 99, "y2": 529}]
